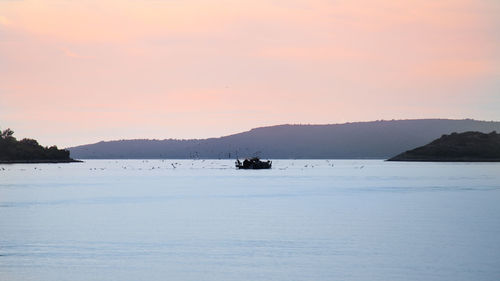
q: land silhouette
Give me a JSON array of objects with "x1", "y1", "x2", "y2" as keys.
[
  {"x1": 0, "y1": 128, "x2": 79, "y2": 163},
  {"x1": 68, "y1": 119, "x2": 500, "y2": 159},
  {"x1": 388, "y1": 131, "x2": 500, "y2": 162}
]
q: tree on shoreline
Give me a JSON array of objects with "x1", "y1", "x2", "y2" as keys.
[{"x1": 0, "y1": 128, "x2": 71, "y2": 161}]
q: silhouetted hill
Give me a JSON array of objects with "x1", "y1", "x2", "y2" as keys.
[
  {"x1": 67, "y1": 119, "x2": 500, "y2": 159},
  {"x1": 388, "y1": 131, "x2": 500, "y2": 161},
  {"x1": 0, "y1": 128, "x2": 79, "y2": 163}
]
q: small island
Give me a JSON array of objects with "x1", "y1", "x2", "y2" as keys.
[
  {"x1": 0, "y1": 128, "x2": 81, "y2": 163},
  {"x1": 388, "y1": 131, "x2": 500, "y2": 162}
]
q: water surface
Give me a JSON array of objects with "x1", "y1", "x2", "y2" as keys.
[{"x1": 1, "y1": 160, "x2": 499, "y2": 280}]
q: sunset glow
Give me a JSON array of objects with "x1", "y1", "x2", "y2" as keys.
[{"x1": 1, "y1": 0, "x2": 499, "y2": 147}]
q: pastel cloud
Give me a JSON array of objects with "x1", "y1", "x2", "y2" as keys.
[
  {"x1": 0, "y1": 0, "x2": 499, "y2": 147},
  {"x1": 0, "y1": 15, "x2": 10, "y2": 26}
]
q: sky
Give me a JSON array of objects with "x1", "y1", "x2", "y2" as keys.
[{"x1": 1, "y1": 0, "x2": 499, "y2": 147}]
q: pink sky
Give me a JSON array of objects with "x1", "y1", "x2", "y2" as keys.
[{"x1": 1, "y1": 0, "x2": 499, "y2": 147}]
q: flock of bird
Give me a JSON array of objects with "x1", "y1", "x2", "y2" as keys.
[{"x1": 0, "y1": 159, "x2": 371, "y2": 172}]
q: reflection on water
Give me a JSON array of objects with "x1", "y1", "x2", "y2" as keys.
[{"x1": 1, "y1": 160, "x2": 500, "y2": 281}]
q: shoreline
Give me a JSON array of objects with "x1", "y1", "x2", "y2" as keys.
[
  {"x1": 0, "y1": 159, "x2": 83, "y2": 164},
  {"x1": 387, "y1": 158, "x2": 500, "y2": 162}
]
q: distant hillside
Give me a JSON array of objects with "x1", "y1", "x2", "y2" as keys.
[
  {"x1": 0, "y1": 128, "x2": 79, "y2": 163},
  {"x1": 68, "y1": 119, "x2": 500, "y2": 159},
  {"x1": 388, "y1": 131, "x2": 500, "y2": 162}
]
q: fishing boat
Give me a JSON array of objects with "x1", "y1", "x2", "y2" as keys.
[{"x1": 235, "y1": 157, "x2": 272, "y2": 169}]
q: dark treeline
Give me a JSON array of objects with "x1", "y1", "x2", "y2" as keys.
[
  {"x1": 0, "y1": 128, "x2": 73, "y2": 162},
  {"x1": 388, "y1": 131, "x2": 500, "y2": 161}
]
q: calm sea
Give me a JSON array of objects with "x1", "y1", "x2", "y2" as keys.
[{"x1": 1, "y1": 160, "x2": 499, "y2": 281}]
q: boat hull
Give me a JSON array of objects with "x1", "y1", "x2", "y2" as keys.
[{"x1": 235, "y1": 158, "x2": 272, "y2": 169}]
